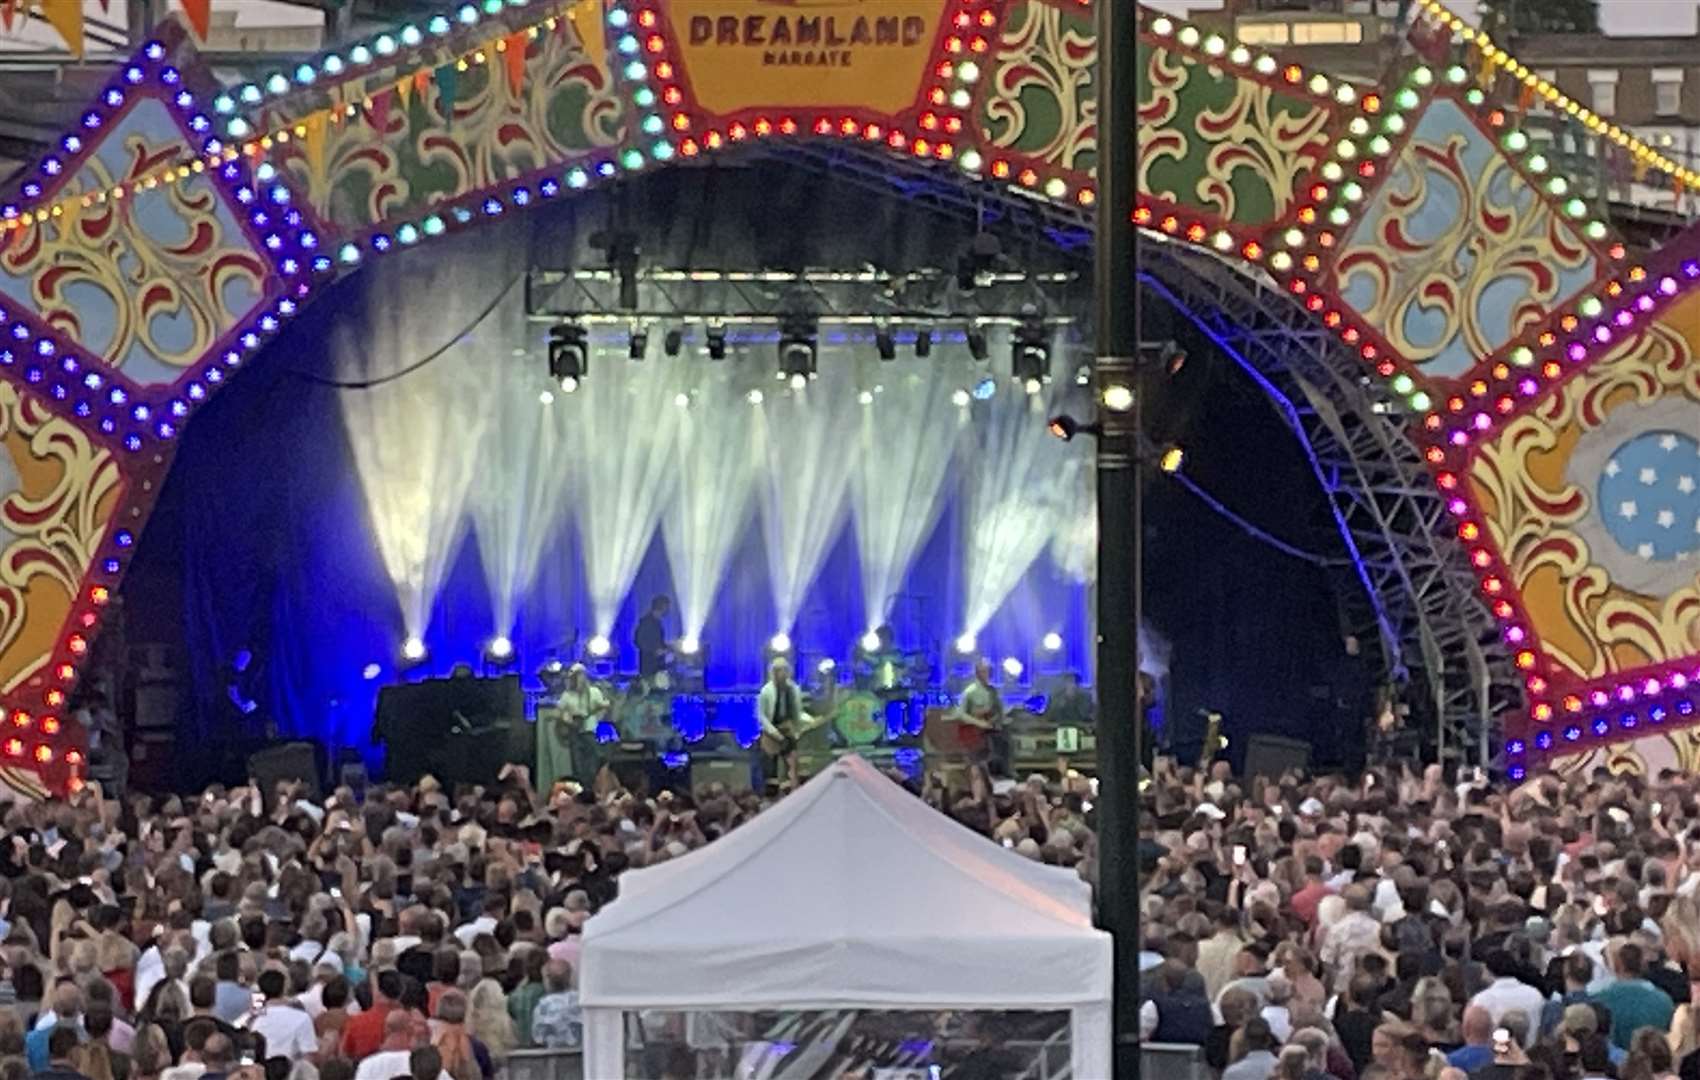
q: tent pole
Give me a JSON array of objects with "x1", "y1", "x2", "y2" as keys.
[{"x1": 1094, "y1": 0, "x2": 1143, "y2": 1076}]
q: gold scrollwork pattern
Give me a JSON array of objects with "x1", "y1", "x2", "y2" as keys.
[
  {"x1": 982, "y1": 0, "x2": 1096, "y2": 172},
  {"x1": 0, "y1": 383, "x2": 122, "y2": 694},
  {"x1": 0, "y1": 100, "x2": 269, "y2": 379},
  {"x1": 1468, "y1": 303, "x2": 1700, "y2": 683},
  {"x1": 1136, "y1": 45, "x2": 1331, "y2": 226}
]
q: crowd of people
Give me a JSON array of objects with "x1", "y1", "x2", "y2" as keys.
[
  {"x1": 0, "y1": 748, "x2": 1688, "y2": 1080},
  {"x1": 1135, "y1": 761, "x2": 1700, "y2": 1080}
]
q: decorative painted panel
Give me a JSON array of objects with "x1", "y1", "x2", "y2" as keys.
[
  {"x1": 1332, "y1": 95, "x2": 1599, "y2": 381},
  {"x1": 980, "y1": 0, "x2": 1096, "y2": 175}
]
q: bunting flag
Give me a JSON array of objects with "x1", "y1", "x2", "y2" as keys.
[
  {"x1": 303, "y1": 111, "x2": 328, "y2": 184},
  {"x1": 434, "y1": 63, "x2": 460, "y2": 126},
  {"x1": 179, "y1": 0, "x2": 211, "y2": 42},
  {"x1": 367, "y1": 89, "x2": 392, "y2": 134},
  {"x1": 565, "y1": 0, "x2": 605, "y2": 61},
  {"x1": 1, "y1": 1, "x2": 16, "y2": 33},
  {"x1": 395, "y1": 72, "x2": 412, "y2": 109},
  {"x1": 39, "y1": 0, "x2": 83, "y2": 58},
  {"x1": 503, "y1": 32, "x2": 527, "y2": 98},
  {"x1": 413, "y1": 67, "x2": 430, "y2": 99}
]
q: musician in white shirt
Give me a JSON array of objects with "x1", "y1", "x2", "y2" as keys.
[
  {"x1": 559, "y1": 664, "x2": 610, "y2": 787},
  {"x1": 757, "y1": 658, "x2": 808, "y2": 791}
]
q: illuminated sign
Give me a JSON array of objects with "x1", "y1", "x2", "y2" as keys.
[{"x1": 662, "y1": 0, "x2": 950, "y2": 117}]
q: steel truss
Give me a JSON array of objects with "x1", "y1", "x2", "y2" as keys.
[
  {"x1": 1141, "y1": 242, "x2": 1521, "y2": 765},
  {"x1": 646, "y1": 145, "x2": 1518, "y2": 762}
]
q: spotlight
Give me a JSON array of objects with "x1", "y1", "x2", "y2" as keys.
[
  {"x1": 538, "y1": 389, "x2": 555, "y2": 405},
  {"x1": 790, "y1": 373, "x2": 808, "y2": 391},
  {"x1": 664, "y1": 327, "x2": 684, "y2": 357},
  {"x1": 706, "y1": 321, "x2": 727, "y2": 360},
  {"x1": 972, "y1": 376, "x2": 996, "y2": 400},
  {"x1": 1023, "y1": 378, "x2": 1043, "y2": 396},
  {"x1": 955, "y1": 233, "x2": 1001, "y2": 291},
  {"x1": 547, "y1": 319, "x2": 588, "y2": 387},
  {"x1": 954, "y1": 631, "x2": 977, "y2": 655},
  {"x1": 1102, "y1": 384, "x2": 1135, "y2": 412},
  {"x1": 951, "y1": 388, "x2": 971, "y2": 407},
  {"x1": 778, "y1": 316, "x2": 818, "y2": 383},
  {"x1": 1047, "y1": 414, "x2": 1101, "y2": 441},
  {"x1": 674, "y1": 391, "x2": 691, "y2": 408},
  {"x1": 817, "y1": 657, "x2": 837, "y2": 675},
  {"x1": 1002, "y1": 656, "x2": 1024, "y2": 679},
  {"x1": 1075, "y1": 364, "x2": 1091, "y2": 386},
  {"x1": 966, "y1": 324, "x2": 989, "y2": 362},
  {"x1": 401, "y1": 637, "x2": 426, "y2": 662},
  {"x1": 1042, "y1": 631, "x2": 1062, "y2": 651},
  {"x1": 1159, "y1": 445, "x2": 1185, "y2": 473},
  {"x1": 914, "y1": 328, "x2": 932, "y2": 358},
  {"x1": 487, "y1": 635, "x2": 514, "y2": 660},
  {"x1": 857, "y1": 389, "x2": 874, "y2": 405},
  {"x1": 875, "y1": 325, "x2": 896, "y2": 361},
  {"x1": 859, "y1": 629, "x2": 881, "y2": 653},
  {"x1": 678, "y1": 634, "x2": 700, "y2": 655},
  {"x1": 769, "y1": 631, "x2": 793, "y2": 654},
  {"x1": 586, "y1": 634, "x2": 611, "y2": 658},
  {"x1": 1011, "y1": 316, "x2": 1050, "y2": 386},
  {"x1": 746, "y1": 388, "x2": 765, "y2": 405},
  {"x1": 544, "y1": 659, "x2": 565, "y2": 674},
  {"x1": 361, "y1": 663, "x2": 382, "y2": 681},
  {"x1": 628, "y1": 326, "x2": 649, "y2": 360}
]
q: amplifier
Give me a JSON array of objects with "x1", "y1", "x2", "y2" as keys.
[{"x1": 691, "y1": 755, "x2": 752, "y2": 796}]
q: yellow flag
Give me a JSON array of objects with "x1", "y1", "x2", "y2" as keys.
[
  {"x1": 39, "y1": 0, "x2": 83, "y2": 58},
  {"x1": 396, "y1": 74, "x2": 412, "y2": 108},
  {"x1": 304, "y1": 110, "x2": 328, "y2": 184}
]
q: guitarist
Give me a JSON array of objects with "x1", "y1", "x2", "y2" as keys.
[
  {"x1": 957, "y1": 657, "x2": 1008, "y2": 773},
  {"x1": 559, "y1": 663, "x2": 611, "y2": 787},
  {"x1": 757, "y1": 657, "x2": 811, "y2": 792}
]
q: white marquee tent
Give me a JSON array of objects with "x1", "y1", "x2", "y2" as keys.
[{"x1": 579, "y1": 754, "x2": 1112, "y2": 1077}]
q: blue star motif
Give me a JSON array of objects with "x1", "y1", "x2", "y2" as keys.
[{"x1": 1597, "y1": 430, "x2": 1700, "y2": 563}]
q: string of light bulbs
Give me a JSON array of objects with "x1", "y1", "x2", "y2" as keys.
[
  {"x1": 2, "y1": 17, "x2": 563, "y2": 233},
  {"x1": 1413, "y1": 0, "x2": 1700, "y2": 192}
]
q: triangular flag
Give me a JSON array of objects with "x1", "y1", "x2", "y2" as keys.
[
  {"x1": 367, "y1": 88, "x2": 392, "y2": 134},
  {"x1": 1, "y1": 1, "x2": 17, "y2": 32},
  {"x1": 39, "y1": 0, "x2": 84, "y2": 59},
  {"x1": 413, "y1": 68, "x2": 430, "y2": 98},
  {"x1": 434, "y1": 63, "x2": 459, "y2": 126},
  {"x1": 503, "y1": 32, "x2": 527, "y2": 98},
  {"x1": 179, "y1": 0, "x2": 211, "y2": 41},
  {"x1": 395, "y1": 74, "x2": 412, "y2": 108},
  {"x1": 303, "y1": 110, "x2": 328, "y2": 183},
  {"x1": 566, "y1": 0, "x2": 605, "y2": 62}
]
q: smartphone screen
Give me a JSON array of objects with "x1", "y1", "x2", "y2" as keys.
[
  {"x1": 1232, "y1": 846, "x2": 1247, "y2": 867},
  {"x1": 1492, "y1": 1028, "x2": 1511, "y2": 1055}
]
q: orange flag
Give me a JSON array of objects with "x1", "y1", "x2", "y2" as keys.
[
  {"x1": 1, "y1": 1, "x2": 16, "y2": 32},
  {"x1": 503, "y1": 31, "x2": 527, "y2": 98},
  {"x1": 39, "y1": 0, "x2": 83, "y2": 58},
  {"x1": 179, "y1": 0, "x2": 211, "y2": 41}
]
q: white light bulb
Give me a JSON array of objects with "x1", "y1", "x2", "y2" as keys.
[
  {"x1": 673, "y1": 391, "x2": 690, "y2": 408},
  {"x1": 1042, "y1": 631, "x2": 1063, "y2": 651},
  {"x1": 770, "y1": 631, "x2": 792, "y2": 653},
  {"x1": 951, "y1": 389, "x2": 970, "y2": 407},
  {"x1": 538, "y1": 389, "x2": 554, "y2": 405},
  {"x1": 859, "y1": 630, "x2": 881, "y2": 652},
  {"x1": 789, "y1": 373, "x2": 807, "y2": 391},
  {"x1": 746, "y1": 389, "x2": 764, "y2": 405},
  {"x1": 587, "y1": 634, "x2": 611, "y2": 657},
  {"x1": 1002, "y1": 656, "x2": 1024, "y2": 679},
  {"x1": 560, "y1": 375, "x2": 579, "y2": 393},
  {"x1": 678, "y1": 634, "x2": 700, "y2": 655},
  {"x1": 1103, "y1": 384, "x2": 1134, "y2": 411},
  {"x1": 817, "y1": 658, "x2": 836, "y2": 675},
  {"x1": 361, "y1": 663, "x2": 382, "y2": 680},
  {"x1": 954, "y1": 632, "x2": 977, "y2": 655},
  {"x1": 401, "y1": 637, "x2": 426, "y2": 661},
  {"x1": 488, "y1": 635, "x2": 513, "y2": 659}
]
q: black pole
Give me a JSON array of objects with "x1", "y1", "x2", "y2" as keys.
[{"x1": 1094, "y1": 0, "x2": 1142, "y2": 1077}]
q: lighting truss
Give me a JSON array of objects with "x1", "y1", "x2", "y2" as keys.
[
  {"x1": 522, "y1": 266, "x2": 1088, "y2": 327},
  {"x1": 1142, "y1": 242, "x2": 1521, "y2": 766}
]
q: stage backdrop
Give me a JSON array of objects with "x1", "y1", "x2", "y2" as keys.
[{"x1": 124, "y1": 225, "x2": 1097, "y2": 767}]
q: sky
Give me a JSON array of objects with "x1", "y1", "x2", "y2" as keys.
[{"x1": 1146, "y1": 0, "x2": 1700, "y2": 36}]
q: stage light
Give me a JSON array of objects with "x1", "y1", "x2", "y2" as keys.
[
  {"x1": 706, "y1": 322, "x2": 727, "y2": 360},
  {"x1": 586, "y1": 634, "x2": 611, "y2": 657},
  {"x1": 487, "y1": 635, "x2": 513, "y2": 660},
  {"x1": 972, "y1": 376, "x2": 997, "y2": 400},
  {"x1": 1042, "y1": 631, "x2": 1063, "y2": 651},
  {"x1": 817, "y1": 657, "x2": 836, "y2": 675},
  {"x1": 538, "y1": 389, "x2": 555, "y2": 405},
  {"x1": 1002, "y1": 656, "x2": 1023, "y2": 679},
  {"x1": 548, "y1": 319, "x2": 588, "y2": 387},
  {"x1": 1023, "y1": 377, "x2": 1043, "y2": 396},
  {"x1": 915, "y1": 328, "x2": 932, "y2": 358},
  {"x1": 628, "y1": 326, "x2": 649, "y2": 360},
  {"x1": 1011, "y1": 316, "x2": 1049, "y2": 386},
  {"x1": 401, "y1": 637, "x2": 426, "y2": 661},
  {"x1": 779, "y1": 316, "x2": 818, "y2": 383},
  {"x1": 544, "y1": 659, "x2": 564, "y2": 674},
  {"x1": 954, "y1": 631, "x2": 977, "y2": 655},
  {"x1": 560, "y1": 375, "x2": 579, "y2": 393},
  {"x1": 1075, "y1": 364, "x2": 1091, "y2": 386},
  {"x1": 859, "y1": 629, "x2": 881, "y2": 652},
  {"x1": 664, "y1": 327, "x2": 684, "y2": 357},
  {"x1": 1102, "y1": 384, "x2": 1134, "y2": 412},
  {"x1": 678, "y1": 634, "x2": 700, "y2": 655},
  {"x1": 875, "y1": 325, "x2": 896, "y2": 361},
  {"x1": 769, "y1": 631, "x2": 793, "y2": 653},
  {"x1": 966, "y1": 324, "x2": 989, "y2": 361},
  {"x1": 746, "y1": 388, "x2": 764, "y2": 405},
  {"x1": 1159, "y1": 445, "x2": 1185, "y2": 473},
  {"x1": 673, "y1": 391, "x2": 691, "y2": 408},
  {"x1": 361, "y1": 663, "x2": 382, "y2": 680},
  {"x1": 857, "y1": 389, "x2": 874, "y2": 405},
  {"x1": 952, "y1": 388, "x2": 971, "y2": 407}
]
